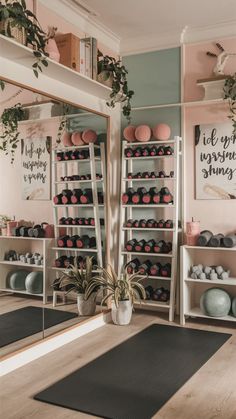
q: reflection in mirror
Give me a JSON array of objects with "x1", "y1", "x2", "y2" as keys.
[{"x1": 0, "y1": 81, "x2": 108, "y2": 355}]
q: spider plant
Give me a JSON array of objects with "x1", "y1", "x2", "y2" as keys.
[
  {"x1": 85, "y1": 265, "x2": 146, "y2": 308},
  {"x1": 56, "y1": 256, "x2": 96, "y2": 297}
]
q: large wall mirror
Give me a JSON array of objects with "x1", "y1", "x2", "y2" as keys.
[{"x1": 0, "y1": 80, "x2": 110, "y2": 357}]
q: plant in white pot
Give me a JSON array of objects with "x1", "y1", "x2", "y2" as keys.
[
  {"x1": 57, "y1": 257, "x2": 98, "y2": 316},
  {"x1": 85, "y1": 266, "x2": 146, "y2": 326}
]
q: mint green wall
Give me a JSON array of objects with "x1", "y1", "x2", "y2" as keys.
[
  {"x1": 123, "y1": 48, "x2": 181, "y2": 107},
  {"x1": 122, "y1": 48, "x2": 181, "y2": 136}
]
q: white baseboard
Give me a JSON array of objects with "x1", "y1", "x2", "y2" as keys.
[{"x1": 0, "y1": 311, "x2": 111, "y2": 377}]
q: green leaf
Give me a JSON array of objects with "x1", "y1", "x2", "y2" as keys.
[
  {"x1": 33, "y1": 51, "x2": 42, "y2": 58},
  {"x1": 41, "y1": 59, "x2": 48, "y2": 67},
  {"x1": 33, "y1": 69, "x2": 38, "y2": 78}
]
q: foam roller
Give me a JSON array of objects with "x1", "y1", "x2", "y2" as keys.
[
  {"x1": 222, "y1": 234, "x2": 236, "y2": 248},
  {"x1": 209, "y1": 233, "x2": 224, "y2": 247},
  {"x1": 197, "y1": 230, "x2": 213, "y2": 246}
]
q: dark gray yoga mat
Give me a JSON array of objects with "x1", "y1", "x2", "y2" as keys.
[
  {"x1": 34, "y1": 324, "x2": 231, "y2": 419},
  {"x1": 0, "y1": 306, "x2": 77, "y2": 348}
]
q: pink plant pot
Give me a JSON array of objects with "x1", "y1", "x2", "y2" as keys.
[
  {"x1": 82, "y1": 129, "x2": 97, "y2": 144},
  {"x1": 71, "y1": 131, "x2": 84, "y2": 146},
  {"x1": 153, "y1": 123, "x2": 171, "y2": 141},
  {"x1": 123, "y1": 125, "x2": 136, "y2": 142},
  {"x1": 186, "y1": 221, "x2": 200, "y2": 235},
  {"x1": 62, "y1": 131, "x2": 73, "y2": 147},
  {"x1": 186, "y1": 234, "x2": 199, "y2": 246},
  {"x1": 135, "y1": 125, "x2": 152, "y2": 142},
  {"x1": 45, "y1": 39, "x2": 60, "y2": 62}
]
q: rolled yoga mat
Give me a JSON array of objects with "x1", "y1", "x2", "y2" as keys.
[
  {"x1": 34, "y1": 324, "x2": 231, "y2": 419},
  {"x1": 208, "y1": 233, "x2": 224, "y2": 247},
  {"x1": 197, "y1": 230, "x2": 213, "y2": 246},
  {"x1": 222, "y1": 234, "x2": 236, "y2": 248}
]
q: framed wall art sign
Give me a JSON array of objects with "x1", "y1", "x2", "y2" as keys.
[
  {"x1": 21, "y1": 136, "x2": 51, "y2": 200},
  {"x1": 195, "y1": 123, "x2": 236, "y2": 199}
]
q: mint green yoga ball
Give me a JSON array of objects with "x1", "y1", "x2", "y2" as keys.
[
  {"x1": 232, "y1": 297, "x2": 236, "y2": 317},
  {"x1": 25, "y1": 271, "x2": 43, "y2": 294},
  {"x1": 200, "y1": 288, "x2": 231, "y2": 317},
  {"x1": 6, "y1": 270, "x2": 28, "y2": 290}
]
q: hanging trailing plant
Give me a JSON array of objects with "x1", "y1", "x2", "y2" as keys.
[
  {"x1": 0, "y1": 103, "x2": 25, "y2": 163},
  {"x1": 0, "y1": 0, "x2": 48, "y2": 78},
  {"x1": 224, "y1": 73, "x2": 236, "y2": 135},
  {"x1": 97, "y1": 50, "x2": 134, "y2": 123},
  {"x1": 56, "y1": 103, "x2": 72, "y2": 145}
]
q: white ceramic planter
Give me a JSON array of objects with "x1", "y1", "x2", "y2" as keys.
[
  {"x1": 111, "y1": 300, "x2": 133, "y2": 325},
  {"x1": 77, "y1": 293, "x2": 96, "y2": 316}
]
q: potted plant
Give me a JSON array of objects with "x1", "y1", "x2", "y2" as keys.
[
  {"x1": 97, "y1": 50, "x2": 134, "y2": 123},
  {"x1": 224, "y1": 73, "x2": 236, "y2": 135},
  {"x1": 0, "y1": 0, "x2": 48, "y2": 81},
  {"x1": 85, "y1": 265, "x2": 146, "y2": 325},
  {"x1": 0, "y1": 103, "x2": 25, "y2": 163},
  {"x1": 56, "y1": 257, "x2": 98, "y2": 316},
  {"x1": 0, "y1": 214, "x2": 12, "y2": 236}
]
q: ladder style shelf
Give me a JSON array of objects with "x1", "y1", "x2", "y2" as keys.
[
  {"x1": 52, "y1": 143, "x2": 106, "y2": 272},
  {"x1": 118, "y1": 137, "x2": 181, "y2": 321}
]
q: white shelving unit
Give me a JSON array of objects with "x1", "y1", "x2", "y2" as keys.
[
  {"x1": 180, "y1": 245, "x2": 236, "y2": 325},
  {"x1": 118, "y1": 137, "x2": 181, "y2": 321},
  {"x1": 52, "y1": 143, "x2": 106, "y2": 273},
  {"x1": 0, "y1": 236, "x2": 52, "y2": 304}
]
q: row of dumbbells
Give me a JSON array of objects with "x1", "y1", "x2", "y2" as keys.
[
  {"x1": 122, "y1": 187, "x2": 173, "y2": 205},
  {"x1": 127, "y1": 170, "x2": 174, "y2": 179},
  {"x1": 53, "y1": 189, "x2": 104, "y2": 205},
  {"x1": 125, "y1": 145, "x2": 173, "y2": 158},
  {"x1": 57, "y1": 235, "x2": 97, "y2": 249},
  {"x1": 125, "y1": 239, "x2": 172, "y2": 254},
  {"x1": 125, "y1": 219, "x2": 173, "y2": 229},
  {"x1": 60, "y1": 173, "x2": 102, "y2": 182},
  {"x1": 126, "y1": 258, "x2": 171, "y2": 277},
  {"x1": 11, "y1": 225, "x2": 46, "y2": 238},
  {"x1": 5, "y1": 250, "x2": 43, "y2": 266},
  {"x1": 56, "y1": 150, "x2": 91, "y2": 161},
  {"x1": 144, "y1": 286, "x2": 170, "y2": 302},
  {"x1": 59, "y1": 217, "x2": 104, "y2": 226},
  {"x1": 55, "y1": 255, "x2": 98, "y2": 269}
]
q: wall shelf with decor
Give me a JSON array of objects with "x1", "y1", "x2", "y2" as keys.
[
  {"x1": 180, "y1": 245, "x2": 236, "y2": 325},
  {"x1": 52, "y1": 142, "x2": 106, "y2": 274},
  {"x1": 0, "y1": 34, "x2": 111, "y2": 100},
  {"x1": 118, "y1": 137, "x2": 181, "y2": 321},
  {"x1": 0, "y1": 236, "x2": 52, "y2": 304}
]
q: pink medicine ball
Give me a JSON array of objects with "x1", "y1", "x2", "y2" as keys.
[
  {"x1": 123, "y1": 125, "x2": 136, "y2": 142},
  {"x1": 82, "y1": 129, "x2": 97, "y2": 144},
  {"x1": 71, "y1": 131, "x2": 84, "y2": 146},
  {"x1": 135, "y1": 124, "x2": 152, "y2": 142},
  {"x1": 153, "y1": 123, "x2": 171, "y2": 141},
  {"x1": 62, "y1": 131, "x2": 73, "y2": 147}
]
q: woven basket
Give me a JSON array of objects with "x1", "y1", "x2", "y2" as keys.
[{"x1": 0, "y1": 18, "x2": 26, "y2": 45}]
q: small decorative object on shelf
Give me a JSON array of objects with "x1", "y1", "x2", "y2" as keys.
[
  {"x1": 97, "y1": 50, "x2": 134, "y2": 122},
  {"x1": 55, "y1": 257, "x2": 97, "y2": 316},
  {"x1": 200, "y1": 288, "x2": 231, "y2": 317},
  {"x1": 206, "y1": 42, "x2": 236, "y2": 77},
  {"x1": 0, "y1": 214, "x2": 12, "y2": 236},
  {"x1": 85, "y1": 265, "x2": 146, "y2": 325},
  {"x1": 186, "y1": 218, "x2": 200, "y2": 246},
  {"x1": 55, "y1": 32, "x2": 80, "y2": 72},
  {"x1": 45, "y1": 26, "x2": 60, "y2": 62}
]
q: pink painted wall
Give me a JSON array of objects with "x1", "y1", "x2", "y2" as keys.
[
  {"x1": 184, "y1": 37, "x2": 236, "y2": 235},
  {"x1": 184, "y1": 37, "x2": 236, "y2": 102}
]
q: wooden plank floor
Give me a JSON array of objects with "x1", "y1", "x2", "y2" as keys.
[{"x1": 1, "y1": 311, "x2": 236, "y2": 419}]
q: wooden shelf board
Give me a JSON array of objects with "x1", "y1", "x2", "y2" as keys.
[
  {"x1": 183, "y1": 245, "x2": 236, "y2": 251},
  {"x1": 55, "y1": 224, "x2": 96, "y2": 229},
  {"x1": 138, "y1": 275, "x2": 172, "y2": 281},
  {"x1": 134, "y1": 300, "x2": 170, "y2": 309},
  {"x1": 53, "y1": 158, "x2": 100, "y2": 164},
  {"x1": 52, "y1": 247, "x2": 98, "y2": 252},
  {"x1": 0, "y1": 34, "x2": 111, "y2": 100},
  {"x1": 0, "y1": 236, "x2": 51, "y2": 241},
  {"x1": 122, "y1": 251, "x2": 173, "y2": 257},
  {"x1": 0, "y1": 287, "x2": 43, "y2": 297},
  {"x1": 122, "y1": 227, "x2": 175, "y2": 232},
  {"x1": 123, "y1": 140, "x2": 175, "y2": 146},
  {"x1": 124, "y1": 155, "x2": 174, "y2": 161},
  {"x1": 131, "y1": 99, "x2": 225, "y2": 111},
  {"x1": 122, "y1": 204, "x2": 174, "y2": 208},
  {"x1": 123, "y1": 178, "x2": 176, "y2": 182},
  {"x1": 186, "y1": 307, "x2": 236, "y2": 322},
  {"x1": 50, "y1": 267, "x2": 101, "y2": 272},
  {"x1": 54, "y1": 179, "x2": 102, "y2": 184},
  {"x1": 54, "y1": 144, "x2": 101, "y2": 152},
  {"x1": 0, "y1": 261, "x2": 43, "y2": 269},
  {"x1": 185, "y1": 277, "x2": 236, "y2": 286},
  {"x1": 53, "y1": 204, "x2": 104, "y2": 208}
]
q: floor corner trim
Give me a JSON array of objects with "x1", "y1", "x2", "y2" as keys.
[{"x1": 0, "y1": 311, "x2": 111, "y2": 377}]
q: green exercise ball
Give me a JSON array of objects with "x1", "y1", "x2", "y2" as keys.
[
  {"x1": 232, "y1": 297, "x2": 236, "y2": 317},
  {"x1": 25, "y1": 271, "x2": 43, "y2": 294},
  {"x1": 200, "y1": 288, "x2": 231, "y2": 317},
  {"x1": 6, "y1": 270, "x2": 28, "y2": 290}
]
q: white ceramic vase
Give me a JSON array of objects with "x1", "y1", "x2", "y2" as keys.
[
  {"x1": 77, "y1": 293, "x2": 96, "y2": 316},
  {"x1": 111, "y1": 299, "x2": 133, "y2": 325}
]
